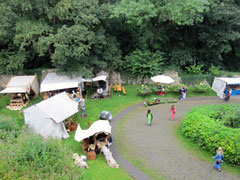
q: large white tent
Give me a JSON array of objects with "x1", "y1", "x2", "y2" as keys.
[
  {"x1": 24, "y1": 92, "x2": 79, "y2": 139},
  {"x1": 74, "y1": 120, "x2": 111, "y2": 142},
  {"x1": 40, "y1": 72, "x2": 83, "y2": 93},
  {"x1": 212, "y1": 77, "x2": 240, "y2": 98},
  {"x1": 0, "y1": 75, "x2": 39, "y2": 95}
]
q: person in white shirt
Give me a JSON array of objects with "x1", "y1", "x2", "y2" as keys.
[{"x1": 97, "y1": 88, "x2": 103, "y2": 99}]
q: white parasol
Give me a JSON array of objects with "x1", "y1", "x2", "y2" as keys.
[{"x1": 151, "y1": 75, "x2": 174, "y2": 84}]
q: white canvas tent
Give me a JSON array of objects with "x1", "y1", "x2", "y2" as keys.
[
  {"x1": 0, "y1": 75, "x2": 39, "y2": 95},
  {"x1": 212, "y1": 77, "x2": 240, "y2": 98},
  {"x1": 74, "y1": 120, "x2": 111, "y2": 142},
  {"x1": 24, "y1": 92, "x2": 79, "y2": 139},
  {"x1": 40, "y1": 72, "x2": 83, "y2": 93}
]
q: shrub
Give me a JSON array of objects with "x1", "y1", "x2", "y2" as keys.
[
  {"x1": 0, "y1": 131, "x2": 83, "y2": 179},
  {"x1": 181, "y1": 104, "x2": 240, "y2": 164},
  {"x1": 185, "y1": 64, "x2": 204, "y2": 75},
  {"x1": 194, "y1": 84, "x2": 211, "y2": 91}
]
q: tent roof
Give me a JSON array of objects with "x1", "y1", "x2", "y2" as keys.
[
  {"x1": 7, "y1": 76, "x2": 35, "y2": 87},
  {"x1": 0, "y1": 75, "x2": 36, "y2": 94},
  {"x1": 74, "y1": 120, "x2": 111, "y2": 142},
  {"x1": 23, "y1": 94, "x2": 70, "y2": 139},
  {"x1": 40, "y1": 72, "x2": 83, "y2": 92},
  {"x1": 0, "y1": 86, "x2": 27, "y2": 93},
  {"x1": 92, "y1": 75, "x2": 107, "y2": 82},
  {"x1": 36, "y1": 92, "x2": 79, "y2": 122},
  {"x1": 217, "y1": 77, "x2": 240, "y2": 85}
]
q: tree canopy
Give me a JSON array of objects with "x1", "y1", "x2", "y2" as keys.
[{"x1": 0, "y1": 0, "x2": 240, "y2": 76}]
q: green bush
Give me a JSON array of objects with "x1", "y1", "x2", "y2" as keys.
[
  {"x1": 181, "y1": 104, "x2": 240, "y2": 164},
  {"x1": 194, "y1": 84, "x2": 211, "y2": 91},
  {"x1": 0, "y1": 131, "x2": 83, "y2": 179}
]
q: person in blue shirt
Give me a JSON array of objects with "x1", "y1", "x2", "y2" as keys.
[{"x1": 212, "y1": 147, "x2": 224, "y2": 172}]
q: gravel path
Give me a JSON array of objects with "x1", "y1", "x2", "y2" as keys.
[{"x1": 112, "y1": 96, "x2": 240, "y2": 180}]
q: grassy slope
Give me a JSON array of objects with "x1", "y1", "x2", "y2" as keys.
[{"x1": 0, "y1": 85, "x2": 217, "y2": 179}]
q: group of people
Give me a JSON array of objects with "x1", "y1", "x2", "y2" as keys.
[{"x1": 179, "y1": 86, "x2": 187, "y2": 100}]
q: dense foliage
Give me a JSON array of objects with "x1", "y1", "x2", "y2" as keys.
[
  {"x1": 181, "y1": 104, "x2": 240, "y2": 164},
  {"x1": 0, "y1": 0, "x2": 240, "y2": 75},
  {"x1": 0, "y1": 115, "x2": 82, "y2": 179}
]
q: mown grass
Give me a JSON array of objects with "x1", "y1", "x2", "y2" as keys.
[
  {"x1": 175, "y1": 123, "x2": 240, "y2": 175},
  {"x1": 0, "y1": 85, "x2": 217, "y2": 179}
]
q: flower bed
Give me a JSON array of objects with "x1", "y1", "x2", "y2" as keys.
[
  {"x1": 145, "y1": 98, "x2": 177, "y2": 106},
  {"x1": 181, "y1": 104, "x2": 240, "y2": 164},
  {"x1": 137, "y1": 85, "x2": 152, "y2": 95}
]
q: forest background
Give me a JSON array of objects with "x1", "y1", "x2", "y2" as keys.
[{"x1": 0, "y1": 0, "x2": 240, "y2": 78}]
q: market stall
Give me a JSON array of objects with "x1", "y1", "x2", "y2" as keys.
[
  {"x1": 74, "y1": 120, "x2": 119, "y2": 168},
  {"x1": 0, "y1": 75, "x2": 39, "y2": 110},
  {"x1": 212, "y1": 77, "x2": 240, "y2": 98},
  {"x1": 23, "y1": 92, "x2": 79, "y2": 139},
  {"x1": 40, "y1": 72, "x2": 83, "y2": 99}
]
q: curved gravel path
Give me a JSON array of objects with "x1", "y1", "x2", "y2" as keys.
[{"x1": 111, "y1": 96, "x2": 240, "y2": 180}]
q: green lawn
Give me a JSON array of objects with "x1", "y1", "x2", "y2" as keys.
[{"x1": 0, "y1": 85, "x2": 218, "y2": 179}]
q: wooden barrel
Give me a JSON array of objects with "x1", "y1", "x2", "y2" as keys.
[{"x1": 88, "y1": 151, "x2": 96, "y2": 160}]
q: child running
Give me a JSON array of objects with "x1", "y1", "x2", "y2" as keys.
[{"x1": 170, "y1": 105, "x2": 176, "y2": 120}]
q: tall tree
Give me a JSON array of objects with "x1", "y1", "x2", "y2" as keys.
[{"x1": 0, "y1": 0, "x2": 122, "y2": 77}]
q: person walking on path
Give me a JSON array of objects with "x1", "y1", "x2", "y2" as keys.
[
  {"x1": 224, "y1": 87, "x2": 232, "y2": 101},
  {"x1": 170, "y1": 105, "x2": 176, "y2": 120},
  {"x1": 146, "y1": 109, "x2": 153, "y2": 126},
  {"x1": 179, "y1": 87, "x2": 184, "y2": 100},
  {"x1": 183, "y1": 87, "x2": 187, "y2": 99},
  {"x1": 212, "y1": 147, "x2": 224, "y2": 172}
]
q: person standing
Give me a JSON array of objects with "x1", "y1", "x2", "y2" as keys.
[
  {"x1": 146, "y1": 109, "x2": 153, "y2": 126},
  {"x1": 97, "y1": 87, "x2": 103, "y2": 99},
  {"x1": 78, "y1": 97, "x2": 86, "y2": 118},
  {"x1": 224, "y1": 87, "x2": 232, "y2": 101},
  {"x1": 170, "y1": 105, "x2": 176, "y2": 120},
  {"x1": 183, "y1": 87, "x2": 187, "y2": 99},
  {"x1": 179, "y1": 87, "x2": 184, "y2": 101},
  {"x1": 212, "y1": 147, "x2": 224, "y2": 172}
]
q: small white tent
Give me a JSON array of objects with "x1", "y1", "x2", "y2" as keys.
[
  {"x1": 0, "y1": 75, "x2": 39, "y2": 95},
  {"x1": 40, "y1": 72, "x2": 83, "y2": 93},
  {"x1": 24, "y1": 92, "x2": 79, "y2": 139},
  {"x1": 74, "y1": 120, "x2": 111, "y2": 142},
  {"x1": 212, "y1": 77, "x2": 240, "y2": 98}
]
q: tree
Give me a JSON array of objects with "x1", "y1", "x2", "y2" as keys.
[
  {"x1": 0, "y1": 0, "x2": 123, "y2": 77},
  {"x1": 125, "y1": 49, "x2": 164, "y2": 83}
]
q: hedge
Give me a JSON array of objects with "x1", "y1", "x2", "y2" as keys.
[{"x1": 181, "y1": 104, "x2": 240, "y2": 164}]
